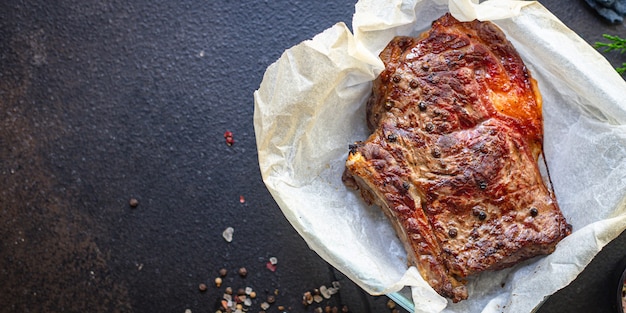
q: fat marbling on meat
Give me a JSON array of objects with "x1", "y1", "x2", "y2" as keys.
[{"x1": 343, "y1": 13, "x2": 571, "y2": 302}]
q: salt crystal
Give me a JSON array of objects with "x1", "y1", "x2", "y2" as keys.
[
  {"x1": 222, "y1": 227, "x2": 234, "y2": 242},
  {"x1": 260, "y1": 302, "x2": 270, "y2": 310},
  {"x1": 320, "y1": 285, "x2": 331, "y2": 299},
  {"x1": 245, "y1": 287, "x2": 253, "y2": 295},
  {"x1": 269, "y1": 256, "x2": 278, "y2": 265},
  {"x1": 313, "y1": 294, "x2": 323, "y2": 303},
  {"x1": 243, "y1": 298, "x2": 252, "y2": 306}
]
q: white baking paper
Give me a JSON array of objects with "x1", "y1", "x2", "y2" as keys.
[{"x1": 253, "y1": 1, "x2": 626, "y2": 312}]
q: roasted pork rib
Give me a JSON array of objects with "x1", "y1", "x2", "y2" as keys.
[{"x1": 343, "y1": 13, "x2": 571, "y2": 302}]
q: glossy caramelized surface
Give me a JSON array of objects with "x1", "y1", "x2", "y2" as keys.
[{"x1": 344, "y1": 13, "x2": 571, "y2": 302}]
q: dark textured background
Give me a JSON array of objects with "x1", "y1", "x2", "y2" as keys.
[{"x1": 0, "y1": 1, "x2": 624, "y2": 312}]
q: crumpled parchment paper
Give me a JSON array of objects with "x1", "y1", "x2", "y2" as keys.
[{"x1": 253, "y1": 0, "x2": 626, "y2": 312}]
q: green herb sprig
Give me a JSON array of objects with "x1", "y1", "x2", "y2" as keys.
[{"x1": 595, "y1": 34, "x2": 626, "y2": 75}]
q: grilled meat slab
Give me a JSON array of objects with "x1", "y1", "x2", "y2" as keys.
[{"x1": 343, "y1": 13, "x2": 571, "y2": 302}]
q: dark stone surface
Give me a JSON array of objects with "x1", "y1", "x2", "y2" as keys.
[{"x1": 0, "y1": 0, "x2": 624, "y2": 312}]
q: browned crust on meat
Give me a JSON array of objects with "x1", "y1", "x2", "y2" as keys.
[{"x1": 343, "y1": 13, "x2": 571, "y2": 302}]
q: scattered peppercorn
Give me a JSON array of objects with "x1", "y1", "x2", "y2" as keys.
[
  {"x1": 219, "y1": 268, "x2": 228, "y2": 277},
  {"x1": 303, "y1": 291, "x2": 313, "y2": 305},
  {"x1": 267, "y1": 295, "x2": 275, "y2": 304},
  {"x1": 198, "y1": 283, "x2": 207, "y2": 292},
  {"x1": 224, "y1": 130, "x2": 234, "y2": 146},
  {"x1": 129, "y1": 198, "x2": 139, "y2": 208},
  {"x1": 266, "y1": 261, "x2": 277, "y2": 272},
  {"x1": 238, "y1": 267, "x2": 248, "y2": 277},
  {"x1": 215, "y1": 277, "x2": 222, "y2": 287}
]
